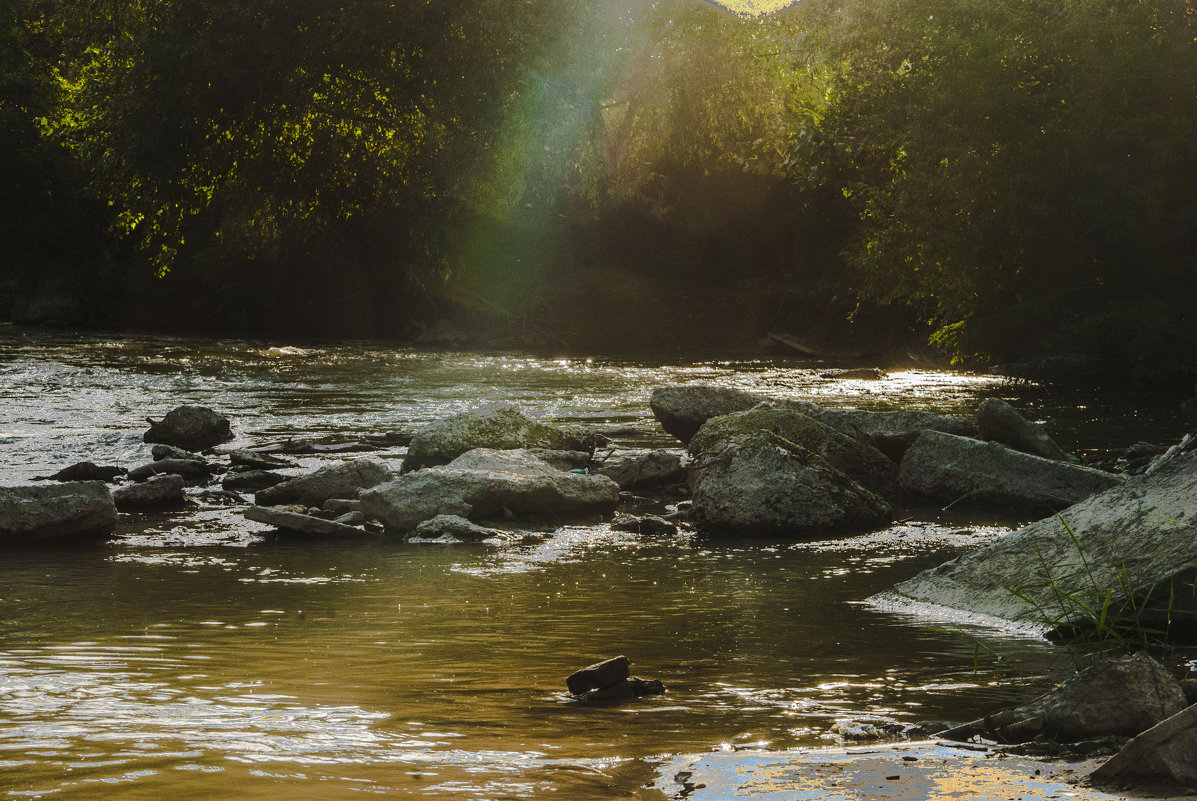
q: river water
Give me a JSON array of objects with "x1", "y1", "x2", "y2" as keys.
[{"x1": 0, "y1": 326, "x2": 1187, "y2": 799}]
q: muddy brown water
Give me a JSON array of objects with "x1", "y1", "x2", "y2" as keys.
[{"x1": 0, "y1": 326, "x2": 1187, "y2": 799}]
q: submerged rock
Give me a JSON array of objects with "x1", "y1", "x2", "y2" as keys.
[
  {"x1": 943, "y1": 653, "x2": 1186, "y2": 744},
  {"x1": 690, "y1": 407, "x2": 899, "y2": 499},
  {"x1": 0, "y1": 481, "x2": 117, "y2": 543},
  {"x1": 611, "y1": 513, "x2": 679, "y2": 537},
  {"x1": 688, "y1": 430, "x2": 891, "y2": 537},
  {"x1": 361, "y1": 449, "x2": 620, "y2": 532},
  {"x1": 143, "y1": 405, "x2": 233, "y2": 451},
  {"x1": 899, "y1": 430, "x2": 1121, "y2": 512},
  {"x1": 254, "y1": 459, "x2": 391, "y2": 507},
  {"x1": 873, "y1": 438, "x2": 1197, "y2": 634},
  {"x1": 975, "y1": 398, "x2": 1070, "y2": 461},
  {"x1": 402, "y1": 406, "x2": 598, "y2": 473},
  {"x1": 34, "y1": 461, "x2": 127, "y2": 483},
  {"x1": 228, "y1": 449, "x2": 297, "y2": 470},
  {"x1": 113, "y1": 474, "x2": 188, "y2": 511},
  {"x1": 412, "y1": 514, "x2": 508, "y2": 541},
  {"x1": 244, "y1": 505, "x2": 379, "y2": 539}
]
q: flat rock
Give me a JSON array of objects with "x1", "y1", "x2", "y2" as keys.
[
  {"x1": 244, "y1": 505, "x2": 378, "y2": 539},
  {"x1": 943, "y1": 653, "x2": 1187, "y2": 743},
  {"x1": 402, "y1": 406, "x2": 597, "y2": 473},
  {"x1": 128, "y1": 458, "x2": 212, "y2": 482},
  {"x1": 0, "y1": 481, "x2": 117, "y2": 543},
  {"x1": 221, "y1": 470, "x2": 287, "y2": 492},
  {"x1": 899, "y1": 430, "x2": 1121, "y2": 512},
  {"x1": 1090, "y1": 701, "x2": 1197, "y2": 788},
  {"x1": 688, "y1": 430, "x2": 891, "y2": 537},
  {"x1": 360, "y1": 449, "x2": 620, "y2": 532},
  {"x1": 254, "y1": 459, "x2": 391, "y2": 507},
  {"x1": 597, "y1": 450, "x2": 687, "y2": 490},
  {"x1": 976, "y1": 398, "x2": 1070, "y2": 461},
  {"x1": 873, "y1": 443, "x2": 1197, "y2": 634},
  {"x1": 113, "y1": 474, "x2": 188, "y2": 511},
  {"x1": 143, "y1": 405, "x2": 233, "y2": 451}
]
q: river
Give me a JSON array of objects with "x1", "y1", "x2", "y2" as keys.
[{"x1": 0, "y1": 325, "x2": 1187, "y2": 799}]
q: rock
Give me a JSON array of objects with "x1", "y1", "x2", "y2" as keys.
[
  {"x1": 360, "y1": 449, "x2": 620, "y2": 532},
  {"x1": 244, "y1": 505, "x2": 379, "y2": 539},
  {"x1": 975, "y1": 398, "x2": 1071, "y2": 461},
  {"x1": 112, "y1": 474, "x2": 187, "y2": 511},
  {"x1": 322, "y1": 498, "x2": 362, "y2": 514},
  {"x1": 402, "y1": 406, "x2": 598, "y2": 473},
  {"x1": 898, "y1": 430, "x2": 1122, "y2": 512},
  {"x1": 649, "y1": 384, "x2": 769, "y2": 444},
  {"x1": 151, "y1": 444, "x2": 204, "y2": 462},
  {"x1": 221, "y1": 470, "x2": 287, "y2": 492},
  {"x1": 567, "y1": 655, "x2": 631, "y2": 694},
  {"x1": 228, "y1": 449, "x2": 297, "y2": 470},
  {"x1": 1182, "y1": 679, "x2": 1197, "y2": 706},
  {"x1": 943, "y1": 653, "x2": 1186, "y2": 744},
  {"x1": 597, "y1": 450, "x2": 687, "y2": 490},
  {"x1": 143, "y1": 405, "x2": 233, "y2": 451},
  {"x1": 689, "y1": 407, "x2": 899, "y2": 499},
  {"x1": 34, "y1": 462, "x2": 127, "y2": 483},
  {"x1": 803, "y1": 406, "x2": 977, "y2": 462},
  {"x1": 872, "y1": 443, "x2": 1197, "y2": 634},
  {"x1": 1145, "y1": 433, "x2": 1197, "y2": 475},
  {"x1": 332, "y1": 511, "x2": 364, "y2": 526},
  {"x1": 254, "y1": 459, "x2": 391, "y2": 507},
  {"x1": 412, "y1": 514, "x2": 507, "y2": 541},
  {"x1": 127, "y1": 458, "x2": 212, "y2": 482},
  {"x1": 648, "y1": 384, "x2": 975, "y2": 460},
  {"x1": 819, "y1": 368, "x2": 887, "y2": 380},
  {"x1": 611, "y1": 513, "x2": 679, "y2": 537},
  {"x1": 526, "y1": 449, "x2": 592, "y2": 471},
  {"x1": 688, "y1": 430, "x2": 891, "y2": 537},
  {"x1": 575, "y1": 677, "x2": 666, "y2": 702},
  {"x1": 1091, "y1": 702, "x2": 1197, "y2": 788},
  {"x1": 0, "y1": 482, "x2": 117, "y2": 542}
]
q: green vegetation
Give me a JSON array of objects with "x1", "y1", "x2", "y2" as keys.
[{"x1": 3, "y1": 0, "x2": 1194, "y2": 375}]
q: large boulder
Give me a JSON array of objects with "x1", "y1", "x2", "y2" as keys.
[
  {"x1": 0, "y1": 482, "x2": 117, "y2": 543},
  {"x1": 899, "y1": 430, "x2": 1122, "y2": 512},
  {"x1": 360, "y1": 449, "x2": 620, "y2": 532},
  {"x1": 690, "y1": 407, "x2": 899, "y2": 499},
  {"x1": 1090, "y1": 701, "x2": 1197, "y2": 788},
  {"x1": 649, "y1": 384, "x2": 770, "y2": 444},
  {"x1": 401, "y1": 406, "x2": 598, "y2": 473},
  {"x1": 688, "y1": 431, "x2": 891, "y2": 537},
  {"x1": 943, "y1": 653, "x2": 1187, "y2": 744},
  {"x1": 254, "y1": 459, "x2": 391, "y2": 507},
  {"x1": 143, "y1": 405, "x2": 233, "y2": 451},
  {"x1": 872, "y1": 441, "x2": 1197, "y2": 634},
  {"x1": 975, "y1": 398, "x2": 1070, "y2": 461}
]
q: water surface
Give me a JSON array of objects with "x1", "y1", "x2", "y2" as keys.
[{"x1": 0, "y1": 327, "x2": 1184, "y2": 799}]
